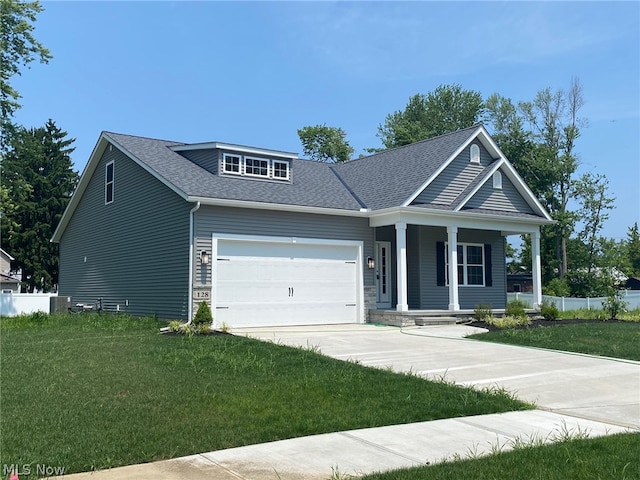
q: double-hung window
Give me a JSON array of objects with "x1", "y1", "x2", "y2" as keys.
[
  {"x1": 445, "y1": 242, "x2": 485, "y2": 286},
  {"x1": 105, "y1": 161, "x2": 114, "y2": 204}
]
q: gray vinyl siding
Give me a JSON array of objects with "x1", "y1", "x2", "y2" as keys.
[
  {"x1": 194, "y1": 206, "x2": 375, "y2": 287},
  {"x1": 58, "y1": 145, "x2": 192, "y2": 319},
  {"x1": 418, "y1": 227, "x2": 506, "y2": 310},
  {"x1": 413, "y1": 143, "x2": 494, "y2": 206},
  {"x1": 178, "y1": 149, "x2": 220, "y2": 175},
  {"x1": 465, "y1": 173, "x2": 536, "y2": 214}
]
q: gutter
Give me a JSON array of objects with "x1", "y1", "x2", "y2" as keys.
[{"x1": 187, "y1": 201, "x2": 201, "y2": 323}]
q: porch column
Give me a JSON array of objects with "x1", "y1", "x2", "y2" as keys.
[
  {"x1": 532, "y1": 229, "x2": 542, "y2": 309},
  {"x1": 395, "y1": 222, "x2": 408, "y2": 312},
  {"x1": 447, "y1": 226, "x2": 460, "y2": 311}
]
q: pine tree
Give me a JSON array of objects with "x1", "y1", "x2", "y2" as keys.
[{"x1": 0, "y1": 119, "x2": 78, "y2": 292}]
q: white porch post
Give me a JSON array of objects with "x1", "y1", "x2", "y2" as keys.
[
  {"x1": 532, "y1": 229, "x2": 542, "y2": 309},
  {"x1": 395, "y1": 222, "x2": 408, "y2": 312},
  {"x1": 447, "y1": 226, "x2": 460, "y2": 311}
]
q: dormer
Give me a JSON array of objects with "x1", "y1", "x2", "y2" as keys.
[{"x1": 170, "y1": 142, "x2": 297, "y2": 182}]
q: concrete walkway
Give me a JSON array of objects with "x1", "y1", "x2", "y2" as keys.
[{"x1": 52, "y1": 324, "x2": 639, "y2": 480}]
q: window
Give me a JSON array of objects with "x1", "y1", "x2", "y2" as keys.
[
  {"x1": 223, "y1": 154, "x2": 241, "y2": 174},
  {"x1": 221, "y1": 154, "x2": 290, "y2": 181},
  {"x1": 272, "y1": 160, "x2": 290, "y2": 180},
  {"x1": 245, "y1": 157, "x2": 269, "y2": 177},
  {"x1": 445, "y1": 242, "x2": 485, "y2": 286},
  {"x1": 105, "y1": 161, "x2": 114, "y2": 204},
  {"x1": 470, "y1": 144, "x2": 480, "y2": 164},
  {"x1": 493, "y1": 171, "x2": 503, "y2": 189}
]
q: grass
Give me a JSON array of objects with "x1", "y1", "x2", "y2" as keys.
[
  {"x1": 0, "y1": 313, "x2": 531, "y2": 478},
  {"x1": 361, "y1": 432, "x2": 640, "y2": 480},
  {"x1": 468, "y1": 321, "x2": 640, "y2": 361}
]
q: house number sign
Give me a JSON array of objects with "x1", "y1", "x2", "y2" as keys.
[{"x1": 193, "y1": 286, "x2": 211, "y2": 299}]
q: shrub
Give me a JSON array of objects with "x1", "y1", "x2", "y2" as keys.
[
  {"x1": 544, "y1": 277, "x2": 570, "y2": 297},
  {"x1": 193, "y1": 301, "x2": 213, "y2": 325},
  {"x1": 505, "y1": 300, "x2": 528, "y2": 319},
  {"x1": 601, "y1": 290, "x2": 628, "y2": 320},
  {"x1": 540, "y1": 299, "x2": 559, "y2": 321},
  {"x1": 486, "y1": 315, "x2": 531, "y2": 329},
  {"x1": 474, "y1": 304, "x2": 493, "y2": 321}
]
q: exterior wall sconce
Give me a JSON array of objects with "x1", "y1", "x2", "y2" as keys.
[
  {"x1": 200, "y1": 250, "x2": 209, "y2": 265},
  {"x1": 367, "y1": 256, "x2": 375, "y2": 269}
]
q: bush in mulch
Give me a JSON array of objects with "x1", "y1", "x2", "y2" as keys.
[{"x1": 467, "y1": 317, "x2": 628, "y2": 332}]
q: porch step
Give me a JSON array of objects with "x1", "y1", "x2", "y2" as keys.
[
  {"x1": 368, "y1": 310, "x2": 468, "y2": 327},
  {"x1": 414, "y1": 316, "x2": 458, "y2": 326}
]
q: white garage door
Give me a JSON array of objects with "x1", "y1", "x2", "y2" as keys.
[{"x1": 214, "y1": 238, "x2": 360, "y2": 327}]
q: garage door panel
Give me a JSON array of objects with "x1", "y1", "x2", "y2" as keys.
[{"x1": 214, "y1": 239, "x2": 360, "y2": 327}]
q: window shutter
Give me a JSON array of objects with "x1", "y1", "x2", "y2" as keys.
[
  {"x1": 436, "y1": 241, "x2": 445, "y2": 286},
  {"x1": 484, "y1": 244, "x2": 492, "y2": 286}
]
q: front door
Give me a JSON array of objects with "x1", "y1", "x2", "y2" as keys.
[{"x1": 376, "y1": 241, "x2": 391, "y2": 308}]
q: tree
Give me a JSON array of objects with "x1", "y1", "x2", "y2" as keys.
[
  {"x1": 574, "y1": 172, "x2": 615, "y2": 273},
  {"x1": 377, "y1": 84, "x2": 484, "y2": 149},
  {"x1": 0, "y1": 120, "x2": 77, "y2": 292},
  {"x1": 0, "y1": 0, "x2": 52, "y2": 149},
  {"x1": 626, "y1": 223, "x2": 640, "y2": 276},
  {"x1": 297, "y1": 124, "x2": 354, "y2": 163},
  {"x1": 485, "y1": 78, "x2": 586, "y2": 282}
]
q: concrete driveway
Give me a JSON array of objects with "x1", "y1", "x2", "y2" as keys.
[{"x1": 234, "y1": 324, "x2": 640, "y2": 429}]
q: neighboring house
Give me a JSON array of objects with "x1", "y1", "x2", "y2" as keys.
[
  {"x1": 0, "y1": 249, "x2": 20, "y2": 293},
  {"x1": 51, "y1": 125, "x2": 553, "y2": 327},
  {"x1": 626, "y1": 277, "x2": 640, "y2": 290},
  {"x1": 506, "y1": 273, "x2": 533, "y2": 293}
]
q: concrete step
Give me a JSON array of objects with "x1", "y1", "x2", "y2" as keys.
[{"x1": 414, "y1": 316, "x2": 458, "y2": 326}]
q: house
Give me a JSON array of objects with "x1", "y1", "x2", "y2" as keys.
[
  {"x1": 51, "y1": 125, "x2": 553, "y2": 327},
  {"x1": 0, "y1": 249, "x2": 20, "y2": 293},
  {"x1": 506, "y1": 273, "x2": 533, "y2": 293}
]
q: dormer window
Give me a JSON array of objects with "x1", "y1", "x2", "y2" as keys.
[
  {"x1": 273, "y1": 160, "x2": 290, "y2": 180},
  {"x1": 493, "y1": 171, "x2": 503, "y2": 189},
  {"x1": 470, "y1": 144, "x2": 480, "y2": 164},
  {"x1": 245, "y1": 157, "x2": 269, "y2": 177},
  {"x1": 223, "y1": 154, "x2": 241, "y2": 174},
  {"x1": 221, "y1": 153, "x2": 290, "y2": 181}
]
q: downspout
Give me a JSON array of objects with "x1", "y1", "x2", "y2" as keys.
[{"x1": 187, "y1": 201, "x2": 201, "y2": 323}]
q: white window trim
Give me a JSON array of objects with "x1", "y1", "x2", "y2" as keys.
[
  {"x1": 470, "y1": 144, "x2": 480, "y2": 164},
  {"x1": 445, "y1": 241, "x2": 485, "y2": 287},
  {"x1": 244, "y1": 156, "x2": 270, "y2": 178},
  {"x1": 222, "y1": 153, "x2": 242, "y2": 175},
  {"x1": 493, "y1": 171, "x2": 503, "y2": 189},
  {"x1": 220, "y1": 154, "x2": 290, "y2": 181},
  {"x1": 272, "y1": 159, "x2": 290, "y2": 180},
  {"x1": 105, "y1": 161, "x2": 114, "y2": 205}
]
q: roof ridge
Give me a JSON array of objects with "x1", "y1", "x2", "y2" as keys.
[
  {"x1": 336, "y1": 124, "x2": 482, "y2": 167},
  {"x1": 103, "y1": 131, "x2": 185, "y2": 146}
]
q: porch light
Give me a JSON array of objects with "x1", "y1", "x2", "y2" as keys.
[
  {"x1": 200, "y1": 250, "x2": 209, "y2": 265},
  {"x1": 367, "y1": 256, "x2": 375, "y2": 269}
]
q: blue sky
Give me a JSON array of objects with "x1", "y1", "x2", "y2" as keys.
[{"x1": 12, "y1": 1, "x2": 639, "y2": 241}]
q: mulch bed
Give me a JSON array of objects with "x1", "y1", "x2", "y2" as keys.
[{"x1": 466, "y1": 318, "x2": 625, "y2": 332}]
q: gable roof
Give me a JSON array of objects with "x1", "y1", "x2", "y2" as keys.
[
  {"x1": 331, "y1": 126, "x2": 480, "y2": 211},
  {"x1": 52, "y1": 126, "x2": 553, "y2": 242}
]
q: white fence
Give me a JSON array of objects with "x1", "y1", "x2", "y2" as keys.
[
  {"x1": 508, "y1": 291, "x2": 640, "y2": 311},
  {"x1": 0, "y1": 293, "x2": 57, "y2": 317}
]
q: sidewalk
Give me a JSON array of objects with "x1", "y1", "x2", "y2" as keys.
[
  {"x1": 52, "y1": 410, "x2": 632, "y2": 480},
  {"x1": 51, "y1": 324, "x2": 640, "y2": 480}
]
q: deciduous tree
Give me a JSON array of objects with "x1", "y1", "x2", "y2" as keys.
[
  {"x1": 297, "y1": 124, "x2": 354, "y2": 163},
  {"x1": 376, "y1": 84, "x2": 484, "y2": 149}
]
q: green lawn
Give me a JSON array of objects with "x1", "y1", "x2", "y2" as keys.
[
  {"x1": 468, "y1": 322, "x2": 640, "y2": 361},
  {"x1": 0, "y1": 313, "x2": 530, "y2": 478},
  {"x1": 361, "y1": 432, "x2": 640, "y2": 480}
]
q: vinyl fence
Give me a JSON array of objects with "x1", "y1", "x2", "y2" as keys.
[
  {"x1": 0, "y1": 293, "x2": 57, "y2": 317},
  {"x1": 508, "y1": 291, "x2": 640, "y2": 311}
]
